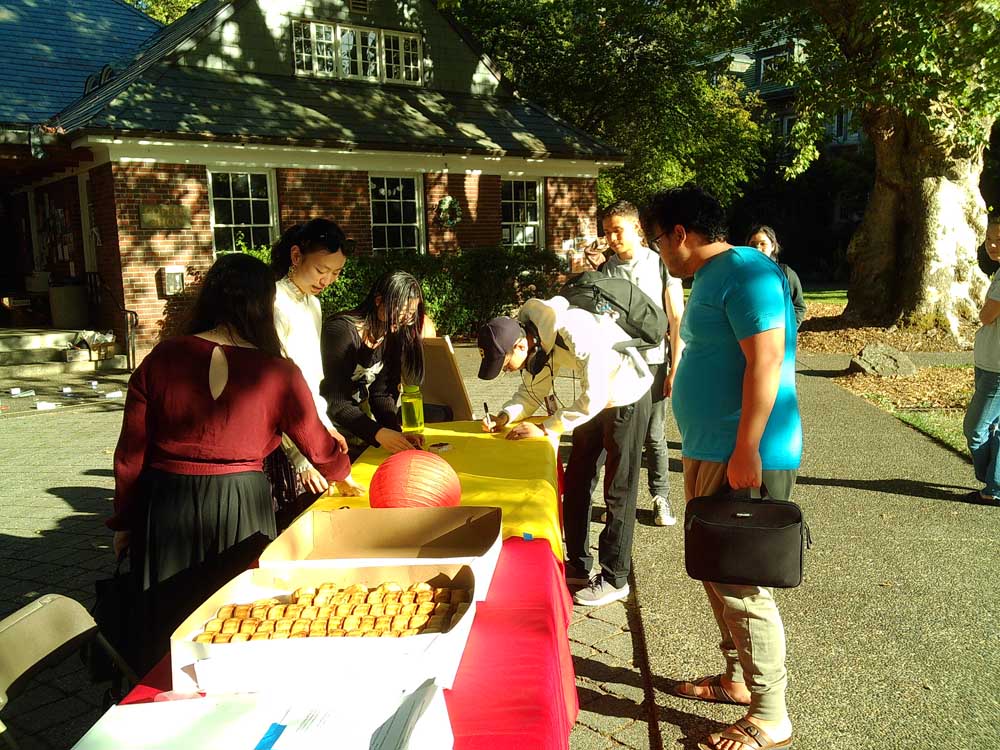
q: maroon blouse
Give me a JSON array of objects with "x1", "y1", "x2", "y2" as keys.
[{"x1": 110, "y1": 336, "x2": 350, "y2": 530}]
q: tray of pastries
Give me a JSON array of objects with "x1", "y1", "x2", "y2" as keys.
[{"x1": 192, "y1": 581, "x2": 471, "y2": 643}]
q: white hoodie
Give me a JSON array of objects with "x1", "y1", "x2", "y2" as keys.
[{"x1": 500, "y1": 297, "x2": 654, "y2": 434}]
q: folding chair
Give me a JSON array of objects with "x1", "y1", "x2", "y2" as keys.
[{"x1": 0, "y1": 594, "x2": 138, "y2": 749}]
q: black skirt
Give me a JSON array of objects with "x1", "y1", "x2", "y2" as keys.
[{"x1": 129, "y1": 468, "x2": 276, "y2": 673}]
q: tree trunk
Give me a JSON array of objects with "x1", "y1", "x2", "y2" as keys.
[{"x1": 845, "y1": 109, "x2": 994, "y2": 340}]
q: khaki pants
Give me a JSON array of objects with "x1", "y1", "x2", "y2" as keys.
[{"x1": 682, "y1": 458, "x2": 798, "y2": 723}]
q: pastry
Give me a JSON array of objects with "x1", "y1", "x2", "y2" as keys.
[
  {"x1": 363, "y1": 631, "x2": 380, "y2": 637},
  {"x1": 344, "y1": 583, "x2": 369, "y2": 595},
  {"x1": 301, "y1": 606, "x2": 319, "y2": 620},
  {"x1": 409, "y1": 582, "x2": 432, "y2": 593},
  {"x1": 415, "y1": 591, "x2": 433, "y2": 604},
  {"x1": 233, "y1": 604, "x2": 252, "y2": 619},
  {"x1": 328, "y1": 616, "x2": 345, "y2": 630},
  {"x1": 316, "y1": 605, "x2": 334, "y2": 619},
  {"x1": 345, "y1": 630, "x2": 365, "y2": 637},
  {"x1": 312, "y1": 592, "x2": 331, "y2": 607},
  {"x1": 380, "y1": 582, "x2": 403, "y2": 593},
  {"x1": 328, "y1": 629, "x2": 346, "y2": 637},
  {"x1": 250, "y1": 606, "x2": 268, "y2": 620},
  {"x1": 380, "y1": 630, "x2": 400, "y2": 637},
  {"x1": 359, "y1": 615, "x2": 376, "y2": 631},
  {"x1": 391, "y1": 615, "x2": 410, "y2": 632},
  {"x1": 239, "y1": 618, "x2": 261, "y2": 634},
  {"x1": 290, "y1": 619, "x2": 310, "y2": 636},
  {"x1": 274, "y1": 618, "x2": 294, "y2": 633},
  {"x1": 374, "y1": 616, "x2": 393, "y2": 632},
  {"x1": 348, "y1": 593, "x2": 366, "y2": 605},
  {"x1": 432, "y1": 589, "x2": 451, "y2": 604},
  {"x1": 194, "y1": 633, "x2": 215, "y2": 643},
  {"x1": 250, "y1": 632, "x2": 270, "y2": 641},
  {"x1": 400, "y1": 603, "x2": 417, "y2": 617},
  {"x1": 266, "y1": 604, "x2": 286, "y2": 620},
  {"x1": 213, "y1": 633, "x2": 233, "y2": 643},
  {"x1": 401, "y1": 628, "x2": 421, "y2": 637},
  {"x1": 408, "y1": 613, "x2": 430, "y2": 629},
  {"x1": 416, "y1": 602, "x2": 435, "y2": 615},
  {"x1": 284, "y1": 604, "x2": 304, "y2": 620},
  {"x1": 217, "y1": 605, "x2": 235, "y2": 619},
  {"x1": 230, "y1": 632, "x2": 250, "y2": 642},
  {"x1": 293, "y1": 586, "x2": 317, "y2": 599},
  {"x1": 383, "y1": 602, "x2": 401, "y2": 616},
  {"x1": 399, "y1": 592, "x2": 416, "y2": 605},
  {"x1": 352, "y1": 604, "x2": 371, "y2": 617},
  {"x1": 257, "y1": 620, "x2": 276, "y2": 634},
  {"x1": 270, "y1": 632, "x2": 290, "y2": 640},
  {"x1": 342, "y1": 615, "x2": 361, "y2": 631},
  {"x1": 369, "y1": 604, "x2": 386, "y2": 617},
  {"x1": 335, "y1": 603, "x2": 353, "y2": 617},
  {"x1": 309, "y1": 619, "x2": 328, "y2": 636},
  {"x1": 382, "y1": 591, "x2": 401, "y2": 604},
  {"x1": 366, "y1": 591, "x2": 384, "y2": 604},
  {"x1": 221, "y1": 618, "x2": 241, "y2": 635},
  {"x1": 204, "y1": 619, "x2": 225, "y2": 633},
  {"x1": 295, "y1": 595, "x2": 314, "y2": 606},
  {"x1": 288, "y1": 632, "x2": 307, "y2": 638},
  {"x1": 253, "y1": 597, "x2": 279, "y2": 607},
  {"x1": 426, "y1": 615, "x2": 448, "y2": 630}
]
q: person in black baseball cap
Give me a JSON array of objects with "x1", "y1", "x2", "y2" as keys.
[{"x1": 476, "y1": 317, "x2": 528, "y2": 381}]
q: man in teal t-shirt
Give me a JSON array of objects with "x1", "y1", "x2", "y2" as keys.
[{"x1": 641, "y1": 185, "x2": 801, "y2": 750}]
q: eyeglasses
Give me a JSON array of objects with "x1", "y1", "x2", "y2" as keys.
[{"x1": 650, "y1": 230, "x2": 669, "y2": 246}]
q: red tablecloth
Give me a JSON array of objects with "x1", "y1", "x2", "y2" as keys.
[{"x1": 121, "y1": 537, "x2": 578, "y2": 749}]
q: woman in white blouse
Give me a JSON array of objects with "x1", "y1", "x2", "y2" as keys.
[{"x1": 268, "y1": 219, "x2": 360, "y2": 523}]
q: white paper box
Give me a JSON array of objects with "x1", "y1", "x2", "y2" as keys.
[
  {"x1": 170, "y1": 564, "x2": 476, "y2": 695},
  {"x1": 259, "y1": 507, "x2": 502, "y2": 602}
]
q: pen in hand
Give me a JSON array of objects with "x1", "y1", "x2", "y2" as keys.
[{"x1": 484, "y1": 401, "x2": 494, "y2": 431}]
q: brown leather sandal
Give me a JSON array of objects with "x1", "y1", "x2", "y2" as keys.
[
  {"x1": 698, "y1": 718, "x2": 793, "y2": 750},
  {"x1": 672, "y1": 674, "x2": 750, "y2": 706}
]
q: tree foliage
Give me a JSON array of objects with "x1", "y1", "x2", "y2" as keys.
[
  {"x1": 449, "y1": 0, "x2": 771, "y2": 206},
  {"x1": 123, "y1": 0, "x2": 200, "y2": 24},
  {"x1": 731, "y1": 0, "x2": 1000, "y2": 176}
]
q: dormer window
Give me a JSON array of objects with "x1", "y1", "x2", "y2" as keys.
[
  {"x1": 349, "y1": 0, "x2": 370, "y2": 12},
  {"x1": 291, "y1": 19, "x2": 422, "y2": 85}
]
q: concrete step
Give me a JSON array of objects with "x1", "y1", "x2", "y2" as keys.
[
  {"x1": 0, "y1": 348, "x2": 66, "y2": 366},
  {"x1": 0, "y1": 328, "x2": 83, "y2": 352},
  {"x1": 0, "y1": 356, "x2": 128, "y2": 381}
]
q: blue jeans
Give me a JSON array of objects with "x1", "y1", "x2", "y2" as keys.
[
  {"x1": 964, "y1": 367, "x2": 1000, "y2": 498},
  {"x1": 645, "y1": 362, "x2": 669, "y2": 497}
]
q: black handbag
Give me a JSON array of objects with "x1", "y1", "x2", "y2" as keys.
[
  {"x1": 684, "y1": 486, "x2": 812, "y2": 588},
  {"x1": 81, "y1": 555, "x2": 139, "y2": 682}
]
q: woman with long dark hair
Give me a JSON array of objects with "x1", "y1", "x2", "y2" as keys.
[
  {"x1": 321, "y1": 270, "x2": 426, "y2": 458},
  {"x1": 746, "y1": 224, "x2": 807, "y2": 328},
  {"x1": 266, "y1": 219, "x2": 360, "y2": 524},
  {"x1": 110, "y1": 253, "x2": 355, "y2": 670}
]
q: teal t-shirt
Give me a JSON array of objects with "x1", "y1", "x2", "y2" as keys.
[{"x1": 672, "y1": 246, "x2": 802, "y2": 469}]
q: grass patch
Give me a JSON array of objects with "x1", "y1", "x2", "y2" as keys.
[
  {"x1": 895, "y1": 409, "x2": 968, "y2": 456},
  {"x1": 803, "y1": 287, "x2": 847, "y2": 304}
]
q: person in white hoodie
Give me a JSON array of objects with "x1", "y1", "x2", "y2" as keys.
[{"x1": 478, "y1": 296, "x2": 653, "y2": 606}]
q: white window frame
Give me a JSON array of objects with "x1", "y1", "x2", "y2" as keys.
[
  {"x1": 501, "y1": 179, "x2": 544, "y2": 248},
  {"x1": 758, "y1": 52, "x2": 789, "y2": 85},
  {"x1": 207, "y1": 168, "x2": 279, "y2": 256},
  {"x1": 368, "y1": 173, "x2": 425, "y2": 254},
  {"x1": 291, "y1": 18, "x2": 422, "y2": 86}
]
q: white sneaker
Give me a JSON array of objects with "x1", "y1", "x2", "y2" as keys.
[
  {"x1": 652, "y1": 495, "x2": 677, "y2": 526},
  {"x1": 573, "y1": 576, "x2": 630, "y2": 606}
]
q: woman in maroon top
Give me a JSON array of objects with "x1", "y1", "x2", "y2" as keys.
[{"x1": 111, "y1": 253, "x2": 354, "y2": 671}]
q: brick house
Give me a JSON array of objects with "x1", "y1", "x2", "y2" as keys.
[{"x1": 1, "y1": 0, "x2": 620, "y2": 360}]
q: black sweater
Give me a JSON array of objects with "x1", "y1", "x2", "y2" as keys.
[{"x1": 320, "y1": 316, "x2": 401, "y2": 446}]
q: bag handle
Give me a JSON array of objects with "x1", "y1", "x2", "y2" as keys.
[{"x1": 723, "y1": 481, "x2": 771, "y2": 502}]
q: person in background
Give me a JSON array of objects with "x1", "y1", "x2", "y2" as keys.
[
  {"x1": 268, "y1": 219, "x2": 360, "y2": 527},
  {"x1": 963, "y1": 218, "x2": 1000, "y2": 505},
  {"x1": 111, "y1": 253, "x2": 355, "y2": 671},
  {"x1": 321, "y1": 270, "x2": 426, "y2": 459},
  {"x1": 644, "y1": 186, "x2": 801, "y2": 750},
  {"x1": 477, "y1": 294, "x2": 652, "y2": 607},
  {"x1": 747, "y1": 225, "x2": 806, "y2": 328},
  {"x1": 602, "y1": 200, "x2": 685, "y2": 526}
]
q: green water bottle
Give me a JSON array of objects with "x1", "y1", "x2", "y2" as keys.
[{"x1": 400, "y1": 383, "x2": 425, "y2": 435}]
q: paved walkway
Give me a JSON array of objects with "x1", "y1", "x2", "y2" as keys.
[{"x1": 0, "y1": 345, "x2": 995, "y2": 748}]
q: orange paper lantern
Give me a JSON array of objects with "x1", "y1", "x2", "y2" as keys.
[{"x1": 369, "y1": 449, "x2": 462, "y2": 508}]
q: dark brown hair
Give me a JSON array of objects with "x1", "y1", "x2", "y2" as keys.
[{"x1": 270, "y1": 218, "x2": 348, "y2": 278}]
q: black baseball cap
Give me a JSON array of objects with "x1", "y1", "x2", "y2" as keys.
[{"x1": 477, "y1": 317, "x2": 522, "y2": 380}]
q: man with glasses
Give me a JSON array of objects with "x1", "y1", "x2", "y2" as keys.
[
  {"x1": 476, "y1": 296, "x2": 652, "y2": 606},
  {"x1": 642, "y1": 185, "x2": 800, "y2": 750}
]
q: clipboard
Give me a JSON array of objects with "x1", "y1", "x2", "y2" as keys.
[{"x1": 421, "y1": 335, "x2": 474, "y2": 421}]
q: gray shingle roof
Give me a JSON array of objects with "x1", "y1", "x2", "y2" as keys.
[
  {"x1": 57, "y1": 63, "x2": 620, "y2": 160},
  {"x1": 0, "y1": 0, "x2": 160, "y2": 125}
]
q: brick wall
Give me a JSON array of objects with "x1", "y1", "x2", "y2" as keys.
[
  {"x1": 544, "y1": 177, "x2": 598, "y2": 252},
  {"x1": 424, "y1": 172, "x2": 502, "y2": 253},
  {"x1": 276, "y1": 169, "x2": 373, "y2": 255},
  {"x1": 113, "y1": 162, "x2": 214, "y2": 356},
  {"x1": 89, "y1": 163, "x2": 127, "y2": 341}
]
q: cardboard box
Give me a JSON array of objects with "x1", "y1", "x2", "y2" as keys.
[
  {"x1": 64, "y1": 349, "x2": 90, "y2": 363},
  {"x1": 170, "y1": 564, "x2": 476, "y2": 695},
  {"x1": 89, "y1": 342, "x2": 116, "y2": 361},
  {"x1": 258, "y1": 507, "x2": 502, "y2": 602}
]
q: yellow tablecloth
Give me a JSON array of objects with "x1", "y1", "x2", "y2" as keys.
[{"x1": 310, "y1": 421, "x2": 563, "y2": 559}]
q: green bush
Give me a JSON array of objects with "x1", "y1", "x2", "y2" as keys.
[{"x1": 238, "y1": 241, "x2": 565, "y2": 338}]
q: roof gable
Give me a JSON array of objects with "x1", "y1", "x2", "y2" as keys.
[{"x1": 0, "y1": 0, "x2": 160, "y2": 125}]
